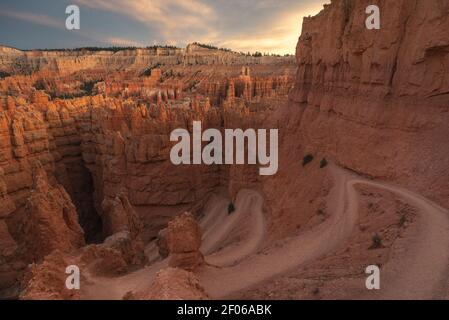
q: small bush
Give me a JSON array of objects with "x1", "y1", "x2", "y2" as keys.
[
  {"x1": 399, "y1": 215, "x2": 407, "y2": 227},
  {"x1": 0, "y1": 71, "x2": 11, "y2": 79},
  {"x1": 82, "y1": 80, "x2": 99, "y2": 95},
  {"x1": 320, "y1": 158, "x2": 328, "y2": 168},
  {"x1": 369, "y1": 233, "x2": 383, "y2": 249},
  {"x1": 228, "y1": 202, "x2": 236, "y2": 215},
  {"x1": 302, "y1": 154, "x2": 314, "y2": 167}
]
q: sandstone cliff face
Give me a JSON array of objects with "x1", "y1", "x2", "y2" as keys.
[
  {"x1": 19, "y1": 250, "x2": 80, "y2": 300},
  {"x1": 0, "y1": 104, "x2": 86, "y2": 262},
  {"x1": 21, "y1": 162, "x2": 85, "y2": 261},
  {"x1": 287, "y1": 0, "x2": 449, "y2": 206},
  {"x1": 0, "y1": 44, "x2": 294, "y2": 76}
]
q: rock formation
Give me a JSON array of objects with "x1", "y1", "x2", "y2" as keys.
[
  {"x1": 287, "y1": 0, "x2": 449, "y2": 206},
  {"x1": 156, "y1": 228, "x2": 169, "y2": 259},
  {"x1": 22, "y1": 162, "x2": 85, "y2": 261},
  {"x1": 167, "y1": 212, "x2": 204, "y2": 271},
  {"x1": 0, "y1": 42, "x2": 294, "y2": 298},
  {"x1": 137, "y1": 267, "x2": 209, "y2": 300},
  {"x1": 20, "y1": 250, "x2": 80, "y2": 300}
]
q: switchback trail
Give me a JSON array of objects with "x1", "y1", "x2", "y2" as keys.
[
  {"x1": 82, "y1": 165, "x2": 449, "y2": 299},
  {"x1": 199, "y1": 166, "x2": 449, "y2": 299}
]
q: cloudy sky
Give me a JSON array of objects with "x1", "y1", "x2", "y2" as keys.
[{"x1": 0, "y1": 0, "x2": 329, "y2": 54}]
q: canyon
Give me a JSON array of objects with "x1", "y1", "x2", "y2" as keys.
[{"x1": 0, "y1": 0, "x2": 448, "y2": 300}]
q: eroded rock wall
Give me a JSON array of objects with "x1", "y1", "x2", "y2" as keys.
[
  {"x1": 288, "y1": 0, "x2": 449, "y2": 205},
  {"x1": 0, "y1": 44, "x2": 296, "y2": 298}
]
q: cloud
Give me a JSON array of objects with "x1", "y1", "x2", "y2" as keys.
[
  {"x1": 0, "y1": 0, "x2": 329, "y2": 53},
  {"x1": 73, "y1": 0, "x2": 328, "y2": 53},
  {"x1": 218, "y1": 14, "x2": 300, "y2": 54},
  {"x1": 0, "y1": 9, "x2": 63, "y2": 29},
  {"x1": 75, "y1": 0, "x2": 217, "y2": 45},
  {"x1": 217, "y1": 1, "x2": 327, "y2": 54}
]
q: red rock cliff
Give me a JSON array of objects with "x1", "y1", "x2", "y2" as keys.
[{"x1": 287, "y1": 0, "x2": 449, "y2": 204}]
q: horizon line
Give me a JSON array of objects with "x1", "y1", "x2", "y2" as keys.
[{"x1": 0, "y1": 42, "x2": 296, "y2": 55}]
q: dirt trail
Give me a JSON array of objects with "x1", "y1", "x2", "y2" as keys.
[
  {"x1": 81, "y1": 165, "x2": 449, "y2": 300},
  {"x1": 199, "y1": 165, "x2": 449, "y2": 299},
  {"x1": 82, "y1": 259, "x2": 168, "y2": 300},
  {"x1": 201, "y1": 189, "x2": 265, "y2": 266},
  {"x1": 349, "y1": 179, "x2": 449, "y2": 299},
  {"x1": 199, "y1": 166, "x2": 357, "y2": 297}
]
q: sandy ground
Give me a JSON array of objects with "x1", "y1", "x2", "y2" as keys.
[
  {"x1": 81, "y1": 164, "x2": 449, "y2": 300},
  {"x1": 201, "y1": 189, "x2": 265, "y2": 267}
]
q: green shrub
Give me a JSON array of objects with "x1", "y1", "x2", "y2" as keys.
[
  {"x1": 399, "y1": 215, "x2": 407, "y2": 227},
  {"x1": 82, "y1": 80, "x2": 99, "y2": 95},
  {"x1": 228, "y1": 202, "x2": 236, "y2": 215},
  {"x1": 370, "y1": 233, "x2": 383, "y2": 249},
  {"x1": 320, "y1": 158, "x2": 328, "y2": 168},
  {"x1": 302, "y1": 154, "x2": 314, "y2": 167},
  {"x1": 0, "y1": 71, "x2": 11, "y2": 79}
]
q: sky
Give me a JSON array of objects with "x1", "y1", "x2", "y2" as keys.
[{"x1": 0, "y1": 0, "x2": 330, "y2": 54}]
